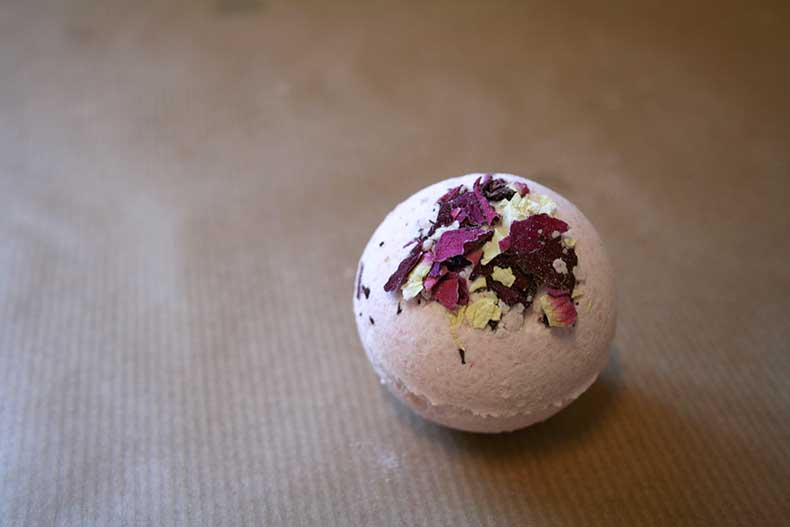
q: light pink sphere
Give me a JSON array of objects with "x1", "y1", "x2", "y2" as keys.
[{"x1": 353, "y1": 174, "x2": 616, "y2": 433}]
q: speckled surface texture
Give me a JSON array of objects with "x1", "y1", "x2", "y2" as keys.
[
  {"x1": 354, "y1": 174, "x2": 616, "y2": 432},
  {"x1": 1, "y1": 1, "x2": 789, "y2": 526}
]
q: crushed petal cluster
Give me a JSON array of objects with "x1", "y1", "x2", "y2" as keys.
[{"x1": 384, "y1": 176, "x2": 580, "y2": 329}]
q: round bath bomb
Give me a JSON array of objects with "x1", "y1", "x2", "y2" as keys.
[{"x1": 353, "y1": 173, "x2": 616, "y2": 433}]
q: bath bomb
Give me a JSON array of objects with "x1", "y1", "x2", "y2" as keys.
[{"x1": 353, "y1": 173, "x2": 616, "y2": 433}]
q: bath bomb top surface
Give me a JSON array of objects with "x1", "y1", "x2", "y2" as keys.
[{"x1": 354, "y1": 173, "x2": 616, "y2": 432}]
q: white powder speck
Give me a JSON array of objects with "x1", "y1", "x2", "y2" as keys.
[
  {"x1": 552, "y1": 258, "x2": 568, "y2": 274},
  {"x1": 375, "y1": 447, "x2": 400, "y2": 471}
]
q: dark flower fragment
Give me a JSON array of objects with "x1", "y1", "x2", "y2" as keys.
[
  {"x1": 482, "y1": 177, "x2": 516, "y2": 202},
  {"x1": 433, "y1": 273, "x2": 469, "y2": 310},
  {"x1": 381, "y1": 178, "x2": 580, "y2": 334},
  {"x1": 383, "y1": 244, "x2": 424, "y2": 292},
  {"x1": 509, "y1": 214, "x2": 577, "y2": 290},
  {"x1": 434, "y1": 228, "x2": 491, "y2": 262}
]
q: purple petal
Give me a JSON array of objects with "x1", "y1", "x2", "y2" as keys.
[
  {"x1": 473, "y1": 176, "x2": 499, "y2": 225},
  {"x1": 423, "y1": 276, "x2": 440, "y2": 291},
  {"x1": 437, "y1": 185, "x2": 463, "y2": 204},
  {"x1": 383, "y1": 244, "x2": 424, "y2": 292},
  {"x1": 449, "y1": 192, "x2": 484, "y2": 225},
  {"x1": 427, "y1": 202, "x2": 454, "y2": 237},
  {"x1": 434, "y1": 228, "x2": 491, "y2": 262},
  {"x1": 428, "y1": 261, "x2": 443, "y2": 277}
]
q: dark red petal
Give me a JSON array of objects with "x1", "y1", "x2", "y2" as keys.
[
  {"x1": 508, "y1": 214, "x2": 575, "y2": 290},
  {"x1": 485, "y1": 278, "x2": 521, "y2": 305},
  {"x1": 465, "y1": 248, "x2": 483, "y2": 266},
  {"x1": 509, "y1": 214, "x2": 569, "y2": 253},
  {"x1": 485, "y1": 258, "x2": 538, "y2": 306},
  {"x1": 457, "y1": 276, "x2": 470, "y2": 305},
  {"x1": 383, "y1": 245, "x2": 424, "y2": 292},
  {"x1": 433, "y1": 273, "x2": 462, "y2": 310}
]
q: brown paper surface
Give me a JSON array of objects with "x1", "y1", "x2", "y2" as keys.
[{"x1": 1, "y1": 1, "x2": 789, "y2": 525}]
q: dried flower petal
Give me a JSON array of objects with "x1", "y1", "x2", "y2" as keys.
[
  {"x1": 465, "y1": 248, "x2": 483, "y2": 266},
  {"x1": 539, "y1": 290, "x2": 577, "y2": 327},
  {"x1": 511, "y1": 182, "x2": 530, "y2": 196},
  {"x1": 464, "y1": 293, "x2": 502, "y2": 329},
  {"x1": 448, "y1": 191, "x2": 484, "y2": 225},
  {"x1": 468, "y1": 276, "x2": 487, "y2": 292},
  {"x1": 428, "y1": 221, "x2": 460, "y2": 243},
  {"x1": 480, "y1": 235, "x2": 503, "y2": 266},
  {"x1": 510, "y1": 214, "x2": 569, "y2": 252},
  {"x1": 473, "y1": 176, "x2": 499, "y2": 225},
  {"x1": 432, "y1": 202, "x2": 453, "y2": 229},
  {"x1": 434, "y1": 228, "x2": 491, "y2": 262},
  {"x1": 457, "y1": 276, "x2": 470, "y2": 306},
  {"x1": 509, "y1": 214, "x2": 576, "y2": 290},
  {"x1": 401, "y1": 253, "x2": 433, "y2": 300},
  {"x1": 485, "y1": 276, "x2": 535, "y2": 307},
  {"x1": 433, "y1": 272, "x2": 468, "y2": 310},
  {"x1": 384, "y1": 244, "x2": 424, "y2": 292},
  {"x1": 491, "y1": 266, "x2": 516, "y2": 287},
  {"x1": 423, "y1": 275, "x2": 440, "y2": 291},
  {"x1": 483, "y1": 178, "x2": 516, "y2": 202},
  {"x1": 385, "y1": 179, "x2": 580, "y2": 334},
  {"x1": 437, "y1": 185, "x2": 463, "y2": 204}
]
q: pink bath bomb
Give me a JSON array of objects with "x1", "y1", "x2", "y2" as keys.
[{"x1": 353, "y1": 173, "x2": 616, "y2": 433}]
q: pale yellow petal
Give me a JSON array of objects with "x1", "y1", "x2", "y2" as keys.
[
  {"x1": 464, "y1": 294, "x2": 502, "y2": 329},
  {"x1": 491, "y1": 266, "x2": 516, "y2": 287}
]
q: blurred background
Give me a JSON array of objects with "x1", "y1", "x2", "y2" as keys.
[{"x1": 1, "y1": 1, "x2": 789, "y2": 526}]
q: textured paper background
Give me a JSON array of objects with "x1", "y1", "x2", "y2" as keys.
[{"x1": 1, "y1": 1, "x2": 789, "y2": 525}]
